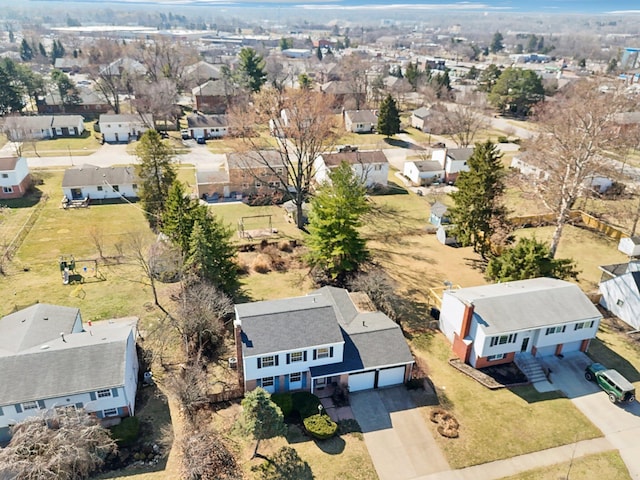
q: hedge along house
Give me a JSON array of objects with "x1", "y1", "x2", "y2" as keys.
[
  {"x1": 439, "y1": 278, "x2": 601, "y2": 368},
  {"x1": 0, "y1": 304, "x2": 139, "y2": 443},
  {"x1": 234, "y1": 287, "x2": 414, "y2": 395}
]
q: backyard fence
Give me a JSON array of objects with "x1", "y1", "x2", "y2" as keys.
[{"x1": 3, "y1": 194, "x2": 48, "y2": 260}]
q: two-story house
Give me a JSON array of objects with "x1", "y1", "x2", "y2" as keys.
[
  {"x1": 234, "y1": 287, "x2": 414, "y2": 394},
  {"x1": 439, "y1": 278, "x2": 601, "y2": 368},
  {"x1": 431, "y1": 147, "x2": 473, "y2": 184},
  {"x1": 314, "y1": 149, "x2": 389, "y2": 188},
  {"x1": 0, "y1": 157, "x2": 31, "y2": 199},
  {"x1": 0, "y1": 304, "x2": 139, "y2": 443},
  {"x1": 227, "y1": 150, "x2": 287, "y2": 199},
  {"x1": 99, "y1": 114, "x2": 153, "y2": 143}
]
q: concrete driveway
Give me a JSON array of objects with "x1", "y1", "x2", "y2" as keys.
[
  {"x1": 350, "y1": 387, "x2": 449, "y2": 480},
  {"x1": 542, "y1": 352, "x2": 640, "y2": 479}
]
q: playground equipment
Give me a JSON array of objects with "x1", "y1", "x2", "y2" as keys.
[
  {"x1": 237, "y1": 214, "x2": 277, "y2": 240},
  {"x1": 59, "y1": 255, "x2": 103, "y2": 285}
]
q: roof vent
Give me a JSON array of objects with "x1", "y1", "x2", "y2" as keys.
[
  {"x1": 43, "y1": 317, "x2": 48, "y2": 321},
  {"x1": 40, "y1": 345, "x2": 50, "y2": 350}
]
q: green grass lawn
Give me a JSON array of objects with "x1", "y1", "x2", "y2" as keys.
[
  {"x1": 497, "y1": 451, "x2": 630, "y2": 480},
  {"x1": 412, "y1": 331, "x2": 603, "y2": 469},
  {"x1": 22, "y1": 126, "x2": 102, "y2": 157}
]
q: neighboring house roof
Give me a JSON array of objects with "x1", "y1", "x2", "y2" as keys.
[
  {"x1": 448, "y1": 278, "x2": 600, "y2": 335},
  {"x1": 412, "y1": 106, "x2": 431, "y2": 118},
  {"x1": 99, "y1": 113, "x2": 153, "y2": 125},
  {"x1": 51, "y1": 115, "x2": 84, "y2": 128},
  {"x1": 0, "y1": 318, "x2": 137, "y2": 406},
  {"x1": 100, "y1": 57, "x2": 146, "y2": 77},
  {"x1": 196, "y1": 169, "x2": 229, "y2": 185},
  {"x1": 193, "y1": 79, "x2": 230, "y2": 96},
  {"x1": 321, "y1": 81, "x2": 353, "y2": 95},
  {"x1": 413, "y1": 160, "x2": 443, "y2": 172},
  {"x1": 0, "y1": 304, "x2": 79, "y2": 356},
  {"x1": 236, "y1": 295, "x2": 344, "y2": 357},
  {"x1": 0, "y1": 157, "x2": 19, "y2": 171},
  {"x1": 40, "y1": 87, "x2": 106, "y2": 107},
  {"x1": 227, "y1": 150, "x2": 285, "y2": 170},
  {"x1": 54, "y1": 57, "x2": 88, "y2": 70},
  {"x1": 321, "y1": 150, "x2": 387, "y2": 167},
  {"x1": 431, "y1": 201, "x2": 448, "y2": 217},
  {"x1": 187, "y1": 113, "x2": 228, "y2": 128},
  {"x1": 62, "y1": 165, "x2": 140, "y2": 188},
  {"x1": 447, "y1": 148, "x2": 473, "y2": 161},
  {"x1": 13, "y1": 116, "x2": 52, "y2": 130},
  {"x1": 345, "y1": 110, "x2": 377, "y2": 124},
  {"x1": 599, "y1": 261, "x2": 640, "y2": 278},
  {"x1": 184, "y1": 61, "x2": 223, "y2": 80}
]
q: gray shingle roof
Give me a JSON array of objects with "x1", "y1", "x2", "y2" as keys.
[
  {"x1": 192, "y1": 79, "x2": 229, "y2": 96},
  {"x1": 430, "y1": 201, "x2": 448, "y2": 217},
  {"x1": 414, "y1": 160, "x2": 443, "y2": 173},
  {"x1": 321, "y1": 150, "x2": 387, "y2": 167},
  {"x1": 0, "y1": 157, "x2": 19, "y2": 171},
  {"x1": 196, "y1": 169, "x2": 229, "y2": 185},
  {"x1": 447, "y1": 278, "x2": 601, "y2": 335},
  {"x1": 236, "y1": 295, "x2": 344, "y2": 356},
  {"x1": 0, "y1": 304, "x2": 79, "y2": 356},
  {"x1": 412, "y1": 107, "x2": 431, "y2": 118},
  {"x1": 447, "y1": 148, "x2": 474, "y2": 161},
  {"x1": 62, "y1": 165, "x2": 140, "y2": 188},
  {"x1": 345, "y1": 110, "x2": 377, "y2": 124},
  {"x1": 227, "y1": 150, "x2": 285, "y2": 170},
  {"x1": 50, "y1": 115, "x2": 84, "y2": 128},
  {"x1": 99, "y1": 113, "x2": 153, "y2": 125},
  {"x1": 0, "y1": 319, "x2": 136, "y2": 406},
  {"x1": 187, "y1": 113, "x2": 228, "y2": 128}
]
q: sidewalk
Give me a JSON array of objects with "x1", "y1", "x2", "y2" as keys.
[{"x1": 413, "y1": 437, "x2": 614, "y2": 480}]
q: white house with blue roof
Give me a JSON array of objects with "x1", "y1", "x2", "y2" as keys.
[
  {"x1": 234, "y1": 287, "x2": 414, "y2": 394},
  {"x1": 0, "y1": 304, "x2": 139, "y2": 443}
]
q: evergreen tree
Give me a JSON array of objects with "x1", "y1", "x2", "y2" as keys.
[
  {"x1": 490, "y1": 31, "x2": 504, "y2": 53},
  {"x1": 448, "y1": 141, "x2": 508, "y2": 258},
  {"x1": 316, "y1": 46, "x2": 323, "y2": 61},
  {"x1": 135, "y1": 130, "x2": 177, "y2": 231},
  {"x1": 161, "y1": 181, "x2": 197, "y2": 253},
  {"x1": 184, "y1": 207, "x2": 238, "y2": 295},
  {"x1": 50, "y1": 69, "x2": 81, "y2": 108},
  {"x1": 0, "y1": 65, "x2": 24, "y2": 115},
  {"x1": 8, "y1": 30, "x2": 14, "y2": 43},
  {"x1": 405, "y1": 61, "x2": 421, "y2": 91},
  {"x1": 477, "y1": 64, "x2": 502, "y2": 92},
  {"x1": 486, "y1": 237, "x2": 578, "y2": 282},
  {"x1": 306, "y1": 161, "x2": 370, "y2": 283},
  {"x1": 238, "y1": 47, "x2": 266, "y2": 93},
  {"x1": 240, "y1": 388, "x2": 286, "y2": 459},
  {"x1": 298, "y1": 73, "x2": 312, "y2": 89},
  {"x1": 488, "y1": 67, "x2": 544, "y2": 116},
  {"x1": 19, "y1": 38, "x2": 32, "y2": 61},
  {"x1": 377, "y1": 94, "x2": 400, "y2": 138},
  {"x1": 38, "y1": 42, "x2": 46, "y2": 57}
]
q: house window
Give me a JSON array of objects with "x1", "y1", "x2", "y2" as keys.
[
  {"x1": 255, "y1": 182, "x2": 262, "y2": 188},
  {"x1": 1, "y1": 173, "x2": 8, "y2": 178},
  {"x1": 275, "y1": 168, "x2": 284, "y2": 175},
  {"x1": 2, "y1": 187, "x2": 13, "y2": 194},
  {"x1": 574, "y1": 321, "x2": 595, "y2": 330},
  {"x1": 103, "y1": 408, "x2": 118, "y2": 417},
  {"x1": 261, "y1": 377, "x2": 274, "y2": 388},
  {"x1": 291, "y1": 351, "x2": 303, "y2": 363},
  {"x1": 617, "y1": 299, "x2": 624, "y2": 306},
  {"x1": 112, "y1": 185, "x2": 120, "y2": 192},
  {"x1": 374, "y1": 164, "x2": 382, "y2": 171},
  {"x1": 489, "y1": 333, "x2": 517, "y2": 347},
  {"x1": 316, "y1": 347, "x2": 329, "y2": 359},
  {"x1": 290, "y1": 372, "x2": 302, "y2": 383},
  {"x1": 269, "y1": 181, "x2": 279, "y2": 188},
  {"x1": 22, "y1": 401, "x2": 39, "y2": 410},
  {"x1": 97, "y1": 186, "x2": 103, "y2": 191},
  {"x1": 545, "y1": 326, "x2": 566, "y2": 335},
  {"x1": 132, "y1": 184, "x2": 138, "y2": 189},
  {"x1": 261, "y1": 356, "x2": 275, "y2": 368},
  {"x1": 487, "y1": 353, "x2": 505, "y2": 361},
  {"x1": 242, "y1": 183, "x2": 250, "y2": 188},
  {"x1": 97, "y1": 389, "x2": 112, "y2": 398}
]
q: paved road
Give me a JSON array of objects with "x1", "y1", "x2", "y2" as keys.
[{"x1": 350, "y1": 387, "x2": 449, "y2": 480}]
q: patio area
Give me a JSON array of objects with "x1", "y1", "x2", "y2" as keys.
[{"x1": 316, "y1": 384, "x2": 356, "y2": 422}]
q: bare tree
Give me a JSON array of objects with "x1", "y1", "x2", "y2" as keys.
[
  {"x1": 0, "y1": 409, "x2": 117, "y2": 480},
  {"x1": 179, "y1": 426, "x2": 241, "y2": 480},
  {"x1": 523, "y1": 80, "x2": 630, "y2": 257},
  {"x1": 165, "y1": 362, "x2": 211, "y2": 424},
  {"x1": 339, "y1": 54, "x2": 369, "y2": 110},
  {"x1": 229, "y1": 88, "x2": 337, "y2": 229},
  {"x1": 442, "y1": 104, "x2": 488, "y2": 148},
  {"x1": 2, "y1": 115, "x2": 39, "y2": 157},
  {"x1": 132, "y1": 39, "x2": 196, "y2": 93},
  {"x1": 87, "y1": 225, "x2": 105, "y2": 260},
  {"x1": 131, "y1": 77, "x2": 180, "y2": 127}
]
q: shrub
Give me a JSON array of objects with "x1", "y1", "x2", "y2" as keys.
[
  {"x1": 303, "y1": 414, "x2": 338, "y2": 440},
  {"x1": 331, "y1": 383, "x2": 350, "y2": 407},
  {"x1": 497, "y1": 135, "x2": 508, "y2": 143},
  {"x1": 291, "y1": 391, "x2": 321, "y2": 419},
  {"x1": 271, "y1": 393, "x2": 293, "y2": 418},
  {"x1": 278, "y1": 240, "x2": 293, "y2": 252},
  {"x1": 251, "y1": 254, "x2": 272, "y2": 273},
  {"x1": 111, "y1": 417, "x2": 140, "y2": 447}
]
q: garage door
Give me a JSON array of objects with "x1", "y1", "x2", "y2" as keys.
[
  {"x1": 561, "y1": 340, "x2": 583, "y2": 354},
  {"x1": 535, "y1": 345, "x2": 557, "y2": 357},
  {"x1": 349, "y1": 371, "x2": 375, "y2": 392},
  {"x1": 378, "y1": 366, "x2": 406, "y2": 388}
]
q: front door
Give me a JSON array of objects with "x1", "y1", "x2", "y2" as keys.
[
  {"x1": 71, "y1": 188, "x2": 83, "y2": 200},
  {"x1": 521, "y1": 337, "x2": 530, "y2": 352}
]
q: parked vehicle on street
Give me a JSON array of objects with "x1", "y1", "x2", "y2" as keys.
[{"x1": 585, "y1": 363, "x2": 635, "y2": 404}]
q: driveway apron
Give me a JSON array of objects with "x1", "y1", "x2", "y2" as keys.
[{"x1": 350, "y1": 387, "x2": 449, "y2": 480}]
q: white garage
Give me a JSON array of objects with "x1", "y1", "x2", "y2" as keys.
[
  {"x1": 349, "y1": 371, "x2": 375, "y2": 392},
  {"x1": 560, "y1": 340, "x2": 583, "y2": 354},
  {"x1": 378, "y1": 366, "x2": 406, "y2": 388}
]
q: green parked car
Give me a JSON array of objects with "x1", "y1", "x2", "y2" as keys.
[{"x1": 585, "y1": 363, "x2": 635, "y2": 404}]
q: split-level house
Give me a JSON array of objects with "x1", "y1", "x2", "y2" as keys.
[
  {"x1": 0, "y1": 304, "x2": 139, "y2": 443},
  {"x1": 0, "y1": 156, "x2": 31, "y2": 199},
  {"x1": 431, "y1": 147, "x2": 472, "y2": 184},
  {"x1": 234, "y1": 287, "x2": 414, "y2": 394},
  {"x1": 314, "y1": 149, "x2": 389, "y2": 188},
  {"x1": 439, "y1": 278, "x2": 601, "y2": 368}
]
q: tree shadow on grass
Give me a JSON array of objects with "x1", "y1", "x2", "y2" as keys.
[
  {"x1": 313, "y1": 435, "x2": 346, "y2": 455},
  {"x1": 588, "y1": 336, "x2": 640, "y2": 383},
  {"x1": 464, "y1": 256, "x2": 487, "y2": 273},
  {"x1": 383, "y1": 136, "x2": 426, "y2": 150},
  {"x1": 1, "y1": 188, "x2": 43, "y2": 208}
]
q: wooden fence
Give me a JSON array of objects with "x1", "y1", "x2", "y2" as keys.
[
  {"x1": 3, "y1": 194, "x2": 48, "y2": 260},
  {"x1": 207, "y1": 387, "x2": 244, "y2": 404}
]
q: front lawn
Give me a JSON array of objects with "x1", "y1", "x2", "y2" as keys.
[{"x1": 411, "y1": 331, "x2": 603, "y2": 469}]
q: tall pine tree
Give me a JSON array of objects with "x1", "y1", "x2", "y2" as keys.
[
  {"x1": 448, "y1": 141, "x2": 508, "y2": 258},
  {"x1": 306, "y1": 161, "x2": 370, "y2": 283},
  {"x1": 377, "y1": 94, "x2": 400, "y2": 138}
]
